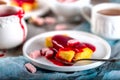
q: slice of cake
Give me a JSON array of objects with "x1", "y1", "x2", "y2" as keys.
[
  {"x1": 10, "y1": 0, "x2": 39, "y2": 12},
  {"x1": 45, "y1": 34, "x2": 95, "y2": 63},
  {"x1": 73, "y1": 47, "x2": 93, "y2": 61},
  {"x1": 45, "y1": 35, "x2": 72, "y2": 50},
  {"x1": 56, "y1": 48, "x2": 75, "y2": 62}
]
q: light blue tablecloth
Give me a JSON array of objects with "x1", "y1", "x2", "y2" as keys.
[{"x1": 0, "y1": 1, "x2": 120, "y2": 80}]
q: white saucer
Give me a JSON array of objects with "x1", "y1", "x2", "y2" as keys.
[
  {"x1": 23, "y1": 30, "x2": 111, "y2": 72},
  {"x1": 23, "y1": 5, "x2": 49, "y2": 19}
]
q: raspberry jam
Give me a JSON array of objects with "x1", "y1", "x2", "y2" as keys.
[
  {"x1": 46, "y1": 42, "x2": 95, "y2": 66},
  {"x1": 46, "y1": 35, "x2": 96, "y2": 66},
  {"x1": 52, "y1": 35, "x2": 73, "y2": 50},
  {"x1": 15, "y1": 10, "x2": 26, "y2": 42},
  {"x1": 12, "y1": 0, "x2": 35, "y2": 6}
]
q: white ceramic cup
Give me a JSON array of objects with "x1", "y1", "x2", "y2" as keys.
[
  {"x1": 45, "y1": 0, "x2": 91, "y2": 21},
  {"x1": 81, "y1": 3, "x2": 120, "y2": 40},
  {"x1": 0, "y1": 5, "x2": 27, "y2": 49}
]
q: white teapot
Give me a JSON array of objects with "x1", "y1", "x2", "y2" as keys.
[{"x1": 0, "y1": 5, "x2": 27, "y2": 49}]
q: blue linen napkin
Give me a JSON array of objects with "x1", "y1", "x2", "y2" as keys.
[{"x1": 0, "y1": 21, "x2": 120, "y2": 80}]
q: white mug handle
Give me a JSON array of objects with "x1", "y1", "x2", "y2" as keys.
[{"x1": 80, "y1": 4, "x2": 93, "y2": 23}]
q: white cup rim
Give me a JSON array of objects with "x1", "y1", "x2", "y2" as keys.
[{"x1": 92, "y1": 3, "x2": 120, "y2": 18}]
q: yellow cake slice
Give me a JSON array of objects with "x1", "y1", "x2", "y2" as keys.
[
  {"x1": 56, "y1": 48, "x2": 75, "y2": 62},
  {"x1": 45, "y1": 35, "x2": 95, "y2": 63},
  {"x1": 73, "y1": 47, "x2": 93, "y2": 61}
]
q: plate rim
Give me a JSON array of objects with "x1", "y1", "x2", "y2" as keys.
[{"x1": 23, "y1": 30, "x2": 111, "y2": 72}]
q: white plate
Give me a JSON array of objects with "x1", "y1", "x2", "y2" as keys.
[
  {"x1": 9, "y1": 0, "x2": 49, "y2": 19},
  {"x1": 23, "y1": 30, "x2": 111, "y2": 72}
]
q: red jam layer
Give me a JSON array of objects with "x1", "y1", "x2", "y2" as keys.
[
  {"x1": 46, "y1": 35, "x2": 96, "y2": 66},
  {"x1": 12, "y1": 0, "x2": 35, "y2": 3},
  {"x1": 0, "y1": 53, "x2": 5, "y2": 57},
  {"x1": 16, "y1": 10, "x2": 26, "y2": 42},
  {"x1": 11, "y1": 0, "x2": 35, "y2": 7},
  {"x1": 46, "y1": 41, "x2": 96, "y2": 66},
  {"x1": 52, "y1": 35, "x2": 73, "y2": 50},
  {"x1": 51, "y1": 35, "x2": 95, "y2": 52}
]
